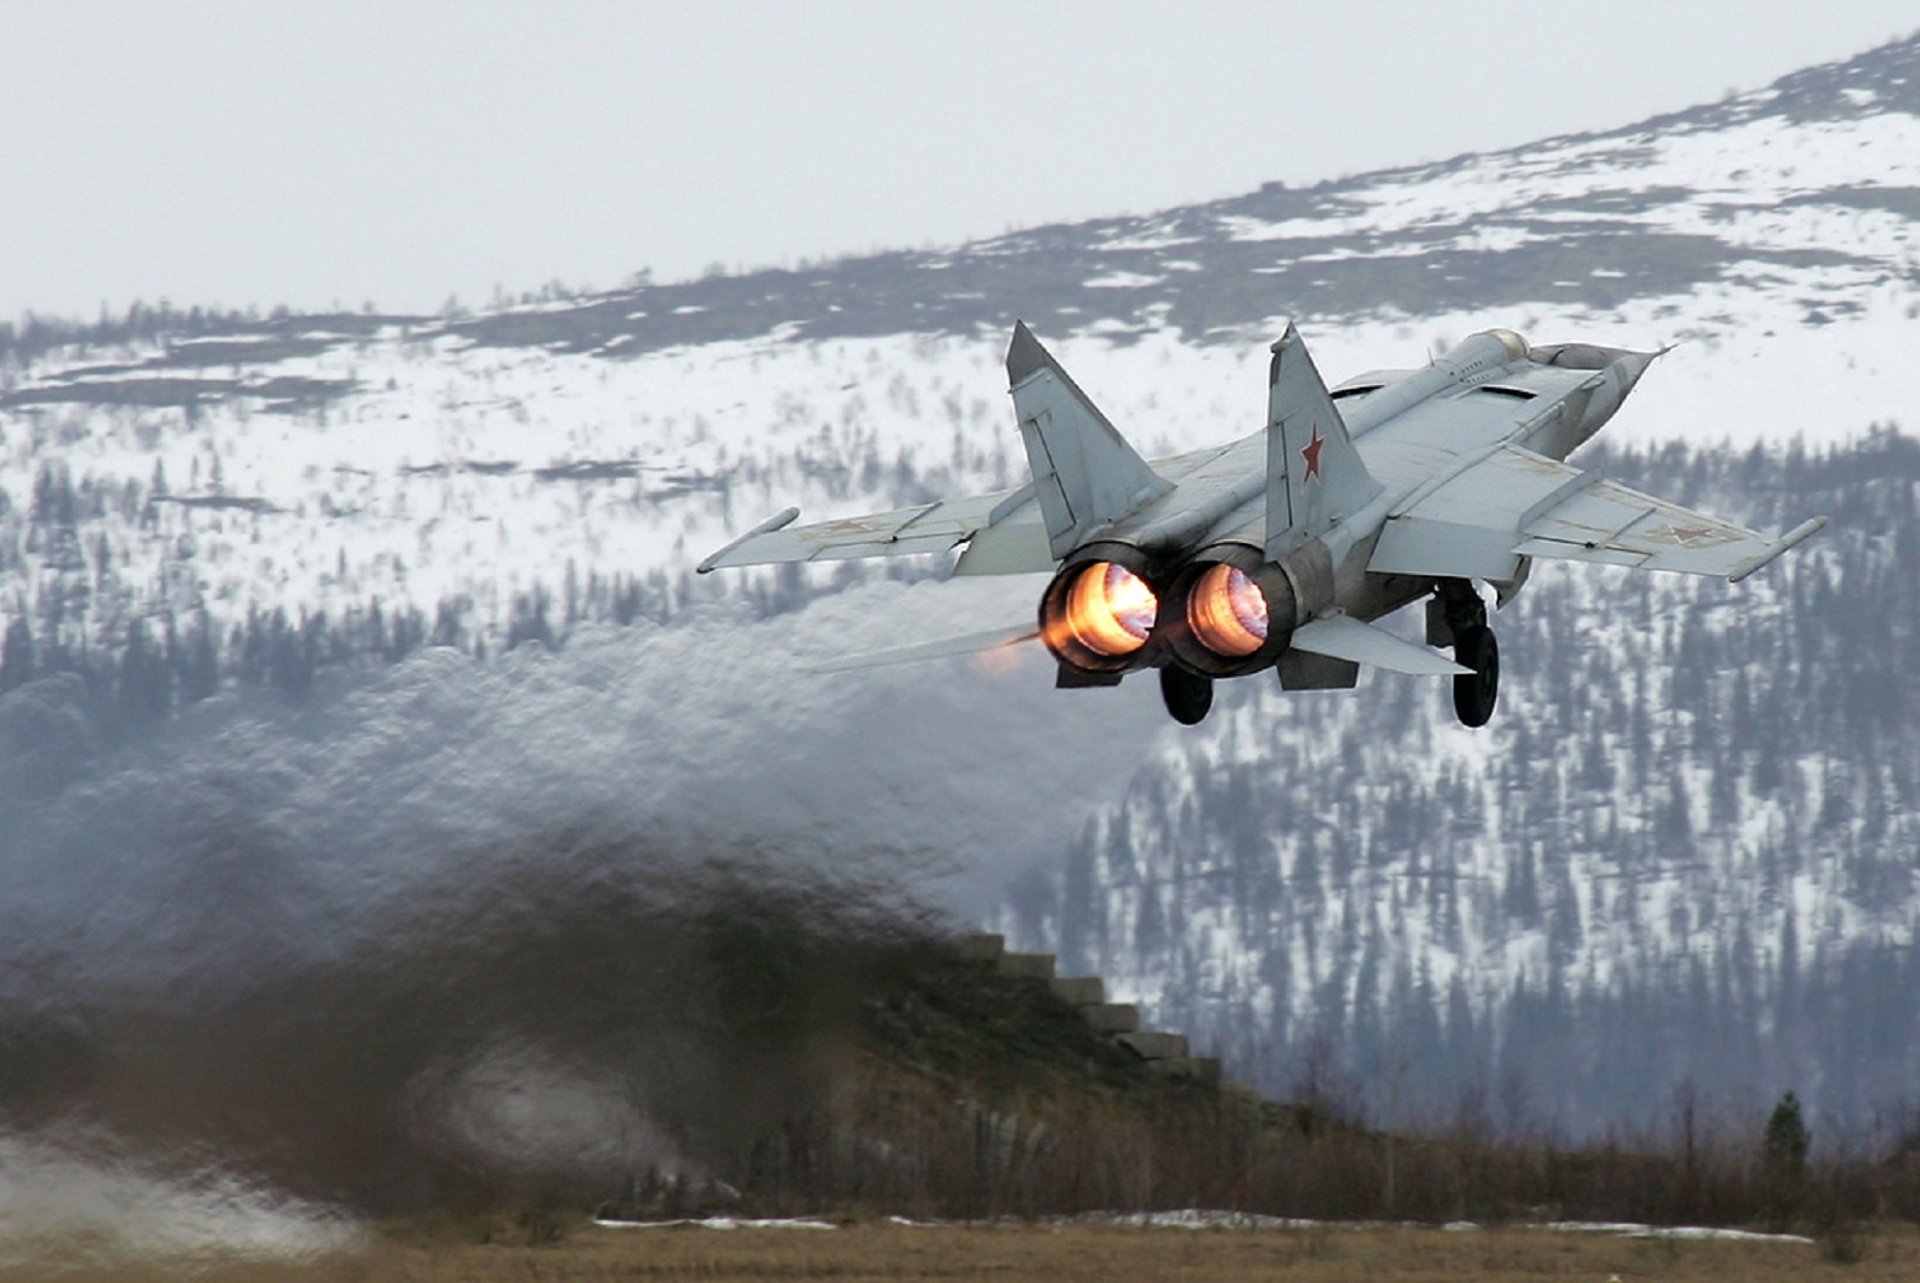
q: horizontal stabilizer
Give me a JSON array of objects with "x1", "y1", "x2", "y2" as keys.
[
  {"x1": 1289, "y1": 614, "x2": 1469, "y2": 677},
  {"x1": 807, "y1": 622, "x2": 1039, "y2": 674}
]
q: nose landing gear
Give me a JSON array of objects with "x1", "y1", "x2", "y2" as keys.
[{"x1": 1160, "y1": 665, "x2": 1214, "y2": 725}]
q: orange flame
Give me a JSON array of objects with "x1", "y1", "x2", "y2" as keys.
[
  {"x1": 972, "y1": 636, "x2": 1030, "y2": 677},
  {"x1": 1061, "y1": 562, "x2": 1157, "y2": 657},
  {"x1": 1187, "y1": 563, "x2": 1268, "y2": 658}
]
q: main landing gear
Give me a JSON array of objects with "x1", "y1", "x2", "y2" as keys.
[
  {"x1": 1436, "y1": 579, "x2": 1499, "y2": 728},
  {"x1": 1160, "y1": 665, "x2": 1213, "y2": 726},
  {"x1": 1157, "y1": 582, "x2": 1498, "y2": 729},
  {"x1": 1453, "y1": 624, "x2": 1499, "y2": 727}
]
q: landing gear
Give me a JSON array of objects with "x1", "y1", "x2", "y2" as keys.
[
  {"x1": 1435, "y1": 579, "x2": 1499, "y2": 728},
  {"x1": 1160, "y1": 666, "x2": 1213, "y2": 726},
  {"x1": 1451, "y1": 624, "x2": 1499, "y2": 728}
]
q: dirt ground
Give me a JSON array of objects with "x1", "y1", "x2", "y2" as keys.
[
  {"x1": 372, "y1": 1221, "x2": 1914, "y2": 1282},
  {"x1": 21, "y1": 1218, "x2": 1909, "y2": 1283}
]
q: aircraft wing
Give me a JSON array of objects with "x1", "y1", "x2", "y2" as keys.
[
  {"x1": 697, "y1": 488, "x2": 1055, "y2": 575},
  {"x1": 1368, "y1": 443, "x2": 1826, "y2": 583}
]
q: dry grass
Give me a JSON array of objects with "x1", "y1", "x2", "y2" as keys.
[
  {"x1": 28, "y1": 1220, "x2": 1882, "y2": 1283},
  {"x1": 0, "y1": 1255, "x2": 370, "y2": 1283}
]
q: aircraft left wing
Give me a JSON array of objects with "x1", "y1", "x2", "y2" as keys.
[
  {"x1": 1369, "y1": 443, "x2": 1826, "y2": 583},
  {"x1": 696, "y1": 489, "x2": 1055, "y2": 575}
]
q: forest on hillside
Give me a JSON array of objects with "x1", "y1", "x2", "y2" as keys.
[{"x1": 1008, "y1": 428, "x2": 1920, "y2": 1138}]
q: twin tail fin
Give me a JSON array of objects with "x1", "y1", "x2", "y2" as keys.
[
  {"x1": 1006, "y1": 322, "x2": 1171, "y2": 560},
  {"x1": 1004, "y1": 320, "x2": 1377, "y2": 566},
  {"x1": 1265, "y1": 322, "x2": 1380, "y2": 560}
]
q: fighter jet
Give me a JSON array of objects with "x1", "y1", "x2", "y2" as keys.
[{"x1": 698, "y1": 323, "x2": 1826, "y2": 727}]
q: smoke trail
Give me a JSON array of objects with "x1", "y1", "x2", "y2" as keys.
[
  {"x1": 0, "y1": 575, "x2": 1163, "y2": 1230},
  {"x1": 0, "y1": 1129, "x2": 361, "y2": 1270}
]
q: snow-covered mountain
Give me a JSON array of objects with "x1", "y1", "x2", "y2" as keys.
[
  {"x1": 5, "y1": 35, "x2": 1920, "y2": 1136},
  {"x1": 1014, "y1": 434, "x2": 1920, "y2": 1134}
]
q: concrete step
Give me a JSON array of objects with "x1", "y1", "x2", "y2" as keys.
[
  {"x1": 1080, "y1": 1002, "x2": 1140, "y2": 1034},
  {"x1": 1148, "y1": 1056, "x2": 1223, "y2": 1085},
  {"x1": 1049, "y1": 976, "x2": 1105, "y2": 1006},
  {"x1": 949, "y1": 931, "x2": 1222, "y2": 1090},
  {"x1": 955, "y1": 932, "x2": 1005, "y2": 964},
  {"x1": 997, "y1": 951, "x2": 1056, "y2": 981},
  {"x1": 1117, "y1": 1030, "x2": 1189, "y2": 1061}
]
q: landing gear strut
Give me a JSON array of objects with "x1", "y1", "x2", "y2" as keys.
[
  {"x1": 1437, "y1": 580, "x2": 1499, "y2": 728},
  {"x1": 1160, "y1": 666, "x2": 1213, "y2": 726}
]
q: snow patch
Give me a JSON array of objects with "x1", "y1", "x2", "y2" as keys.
[{"x1": 597, "y1": 1216, "x2": 837, "y2": 1230}]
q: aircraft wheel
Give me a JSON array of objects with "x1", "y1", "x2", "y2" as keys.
[
  {"x1": 1160, "y1": 666, "x2": 1213, "y2": 726},
  {"x1": 1452, "y1": 625, "x2": 1499, "y2": 728}
]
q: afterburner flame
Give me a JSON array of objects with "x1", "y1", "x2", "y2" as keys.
[
  {"x1": 1187, "y1": 564, "x2": 1268, "y2": 658},
  {"x1": 1064, "y1": 562, "x2": 1157, "y2": 657}
]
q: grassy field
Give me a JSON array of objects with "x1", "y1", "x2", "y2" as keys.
[
  {"x1": 15, "y1": 1219, "x2": 1913, "y2": 1282},
  {"x1": 384, "y1": 1222, "x2": 1920, "y2": 1282}
]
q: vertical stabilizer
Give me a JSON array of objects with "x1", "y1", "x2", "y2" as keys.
[
  {"x1": 1265, "y1": 322, "x2": 1380, "y2": 560},
  {"x1": 1007, "y1": 322, "x2": 1171, "y2": 560}
]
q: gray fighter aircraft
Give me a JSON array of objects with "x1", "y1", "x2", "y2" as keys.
[{"x1": 698, "y1": 323, "x2": 1826, "y2": 727}]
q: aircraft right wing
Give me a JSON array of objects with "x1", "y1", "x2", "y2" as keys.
[{"x1": 1368, "y1": 443, "x2": 1826, "y2": 583}]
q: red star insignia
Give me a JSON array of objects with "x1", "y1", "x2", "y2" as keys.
[
  {"x1": 1300, "y1": 421, "x2": 1326, "y2": 482},
  {"x1": 1667, "y1": 525, "x2": 1717, "y2": 545}
]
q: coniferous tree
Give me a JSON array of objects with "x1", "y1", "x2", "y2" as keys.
[
  {"x1": 117, "y1": 618, "x2": 172, "y2": 724},
  {"x1": 0, "y1": 616, "x2": 33, "y2": 693},
  {"x1": 1764, "y1": 1090, "x2": 1811, "y2": 1174}
]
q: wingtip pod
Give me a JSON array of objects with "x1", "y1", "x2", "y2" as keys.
[
  {"x1": 696, "y1": 505, "x2": 801, "y2": 573},
  {"x1": 1727, "y1": 515, "x2": 1829, "y2": 583}
]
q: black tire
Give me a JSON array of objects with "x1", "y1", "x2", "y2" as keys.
[
  {"x1": 1452, "y1": 625, "x2": 1499, "y2": 728},
  {"x1": 1160, "y1": 666, "x2": 1213, "y2": 726}
]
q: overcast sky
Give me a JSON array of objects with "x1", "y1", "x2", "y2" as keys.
[{"x1": 4, "y1": 1, "x2": 1917, "y2": 323}]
